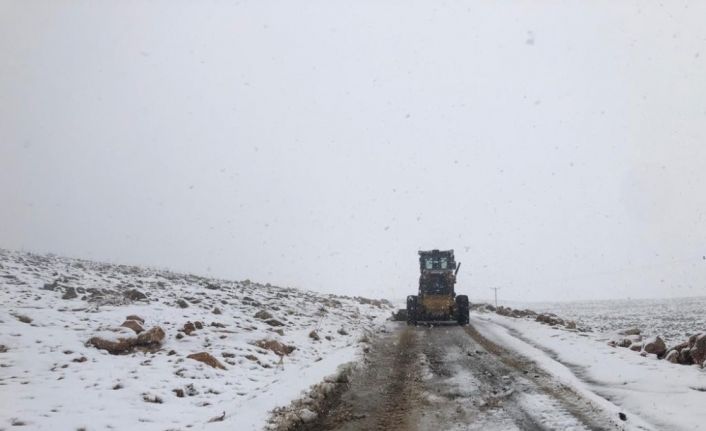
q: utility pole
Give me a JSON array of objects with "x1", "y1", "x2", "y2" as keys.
[{"x1": 490, "y1": 287, "x2": 501, "y2": 308}]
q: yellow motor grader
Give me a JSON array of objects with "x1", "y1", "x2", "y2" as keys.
[{"x1": 406, "y1": 249, "x2": 469, "y2": 325}]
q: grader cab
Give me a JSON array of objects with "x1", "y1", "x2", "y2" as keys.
[{"x1": 406, "y1": 249, "x2": 469, "y2": 325}]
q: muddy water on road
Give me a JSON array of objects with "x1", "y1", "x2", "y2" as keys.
[
  {"x1": 310, "y1": 326, "x2": 423, "y2": 431},
  {"x1": 305, "y1": 323, "x2": 615, "y2": 431}
]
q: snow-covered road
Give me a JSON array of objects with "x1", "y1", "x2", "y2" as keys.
[
  {"x1": 284, "y1": 320, "x2": 647, "y2": 431},
  {"x1": 471, "y1": 312, "x2": 706, "y2": 431}
]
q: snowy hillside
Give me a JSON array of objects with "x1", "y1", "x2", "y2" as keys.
[{"x1": 0, "y1": 249, "x2": 393, "y2": 430}]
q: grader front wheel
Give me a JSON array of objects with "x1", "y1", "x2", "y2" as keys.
[
  {"x1": 455, "y1": 295, "x2": 469, "y2": 325},
  {"x1": 406, "y1": 295, "x2": 418, "y2": 325}
]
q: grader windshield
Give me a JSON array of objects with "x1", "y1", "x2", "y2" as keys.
[{"x1": 419, "y1": 250, "x2": 456, "y2": 271}]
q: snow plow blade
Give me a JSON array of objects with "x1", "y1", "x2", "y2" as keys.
[{"x1": 391, "y1": 309, "x2": 408, "y2": 321}]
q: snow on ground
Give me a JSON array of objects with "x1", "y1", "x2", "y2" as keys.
[
  {"x1": 0, "y1": 249, "x2": 393, "y2": 430},
  {"x1": 503, "y1": 297, "x2": 706, "y2": 346},
  {"x1": 517, "y1": 392, "x2": 590, "y2": 431},
  {"x1": 471, "y1": 311, "x2": 706, "y2": 431}
]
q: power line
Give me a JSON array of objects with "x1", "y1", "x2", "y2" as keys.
[{"x1": 490, "y1": 287, "x2": 501, "y2": 308}]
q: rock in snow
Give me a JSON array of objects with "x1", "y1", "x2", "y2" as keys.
[
  {"x1": 298, "y1": 408, "x2": 317, "y2": 423},
  {"x1": 255, "y1": 339, "x2": 296, "y2": 356},
  {"x1": 126, "y1": 314, "x2": 145, "y2": 324},
  {"x1": 266, "y1": 318, "x2": 285, "y2": 327},
  {"x1": 254, "y1": 310, "x2": 273, "y2": 320},
  {"x1": 62, "y1": 286, "x2": 78, "y2": 300},
  {"x1": 619, "y1": 328, "x2": 641, "y2": 336},
  {"x1": 121, "y1": 319, "x2": 144, "y2": 334},
  {"x1": 14, "y1": 314, "x2": 32, "y2": 324},
  {"x1": 679, "y1": 348, "x2": 694, "y2": 365},
  {"x1": 89, "y1": 325, "x2": 165, "y2": 354},
  {"x1": 88, "y1": 328, "x2": 141, "y2": 354},
  {"x1": 0, "y1": 248, "x2": 392, "y2": 430},
  {"x1": 658, "y1": 333, "x2": 706, "y2": 366},
  {"x1": 181, "y1": 321, "x2": 197, "y2": 335},
  {"x1": 665, "y1": 350, "x2": 680, "y2": 363},
  {"x1": 124, "y1": 288, "x2": 147, "y2": 301},
  {"x1": 136, "y1": 326, "x2": 166, "y2": 346},
  {"x1": 689, "y1": 333, "x2": 706, "y2": 366},
  {"x1": 642, "y1": 336, "x2": 667, "y2": 357},
  {"x1": 187, "y1": 352, "x2": 227, "y2": 370}
]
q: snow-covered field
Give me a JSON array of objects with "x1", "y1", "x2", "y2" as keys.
[
  {"x1": 472, "y1": 311, "x2": 706, "y2": 430},
  {"x1": 4, "y1": 247, "x2": 704, "y2": 430},
  {"x1": 505, "y1": 297, "x2": 706, "y2": 346},
  {"x1": 0, "y1": 249, "x2": 393, "y2": 430}
]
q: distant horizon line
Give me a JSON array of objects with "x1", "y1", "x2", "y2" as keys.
[
  {"x1": 3, "y1": 246, "x2": 704, "y2": 304},
  {"x1": 386, "y1": 293, "x2": 706, "y2": 305}
]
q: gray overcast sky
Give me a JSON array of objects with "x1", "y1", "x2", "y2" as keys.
[{"x1": 2, "y1": 1, "x2": 706, "y2": 302}]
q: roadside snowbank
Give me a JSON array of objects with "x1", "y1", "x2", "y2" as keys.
[
  {"x1": 504, "y1": 297, "x2": 706, "y2": 347},
  {"x1": 471, "y1": 312, "x2": 706, "y2": 431},
  {"x1": 0, "y1": 249, "x2": 392, "y2": 430}
]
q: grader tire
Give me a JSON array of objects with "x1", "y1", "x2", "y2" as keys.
[
  {"x1": 406, "y1": 295, "x2": 418, "y2": 325},
  {"x1": 456, "y1": 295, "x2": 469, "y2": 326}
]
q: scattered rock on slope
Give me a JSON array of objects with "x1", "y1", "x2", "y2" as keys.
[
  {"x1": 679, "y1": 348, "x2": 694, "y2": 365},
  {"x1": 665, "y1": 350, "x2": 680, "y2": 363},
  {"x1": 619, "y1": 328, "x2": 641, "y2": 336},
  {"x1": 657, "y1": 333, "x2": 706, "y2": 366},
  {"x1": 298, "y1": 409, "x2": 317, "y2": 424},
  {"x1": 88, "y1": 328, "x2": 138, "y2": 354},
  {"x1": 126, "y1": 315, "x2": 145, "y2": 324},
  {"x1": 536, "y1": 314, "x2": 564, "y2": 326},
  {"x1": 181, "y1": 321, "x2": 196, "y2": 335},
  {"x1": 255, "y1": 339, "x2": 296, "y2": 356},
  {"x1": 124, "y1": 289, "x2": 147, "y2": 301},
  {"x1": 136, "y1": 326, "x2": 165, "y2": 346},
  {"x1": 42, "y1": 280, "x2": 58, "y2": 291},
  {"x1": 666, "y1": 341, "x2": 688, "y2": 356},
  {"x1": 89, "y1": 325, "x2": 165, "y2": 354},
  {"x1": 187, "y1": 352, "x2": 226, "y2": 369},
  {"x1": 607, "y1": 334, "x2": 641, "y2": 348},
  {"x1": 265, "y1": 319, "x2": 285, "y2": 327},
  {"x1": 608, "y1": 330, "x2": 706, "y2": 367},
  {"x1": 62, "y1": 286, "x2": 78, "y2": 300},
  {"x1": 689, "y1": 333, "x2": 706, "y2": 366},
  {"x1": 254, "y1": 310, "x2": 273, "y2": 320},
  {"x1": 14, "y1": 314, "x2": 32, "y2": 324},
  {"x1": 121, "y1": 319, "x2": 144, "y2": 334},
  {"x1": 642, "y1": 336, "x2": 667, "y2": 357},
  {"x1": 0, "y1": 248, "x2": 396, "y2": 429}
]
